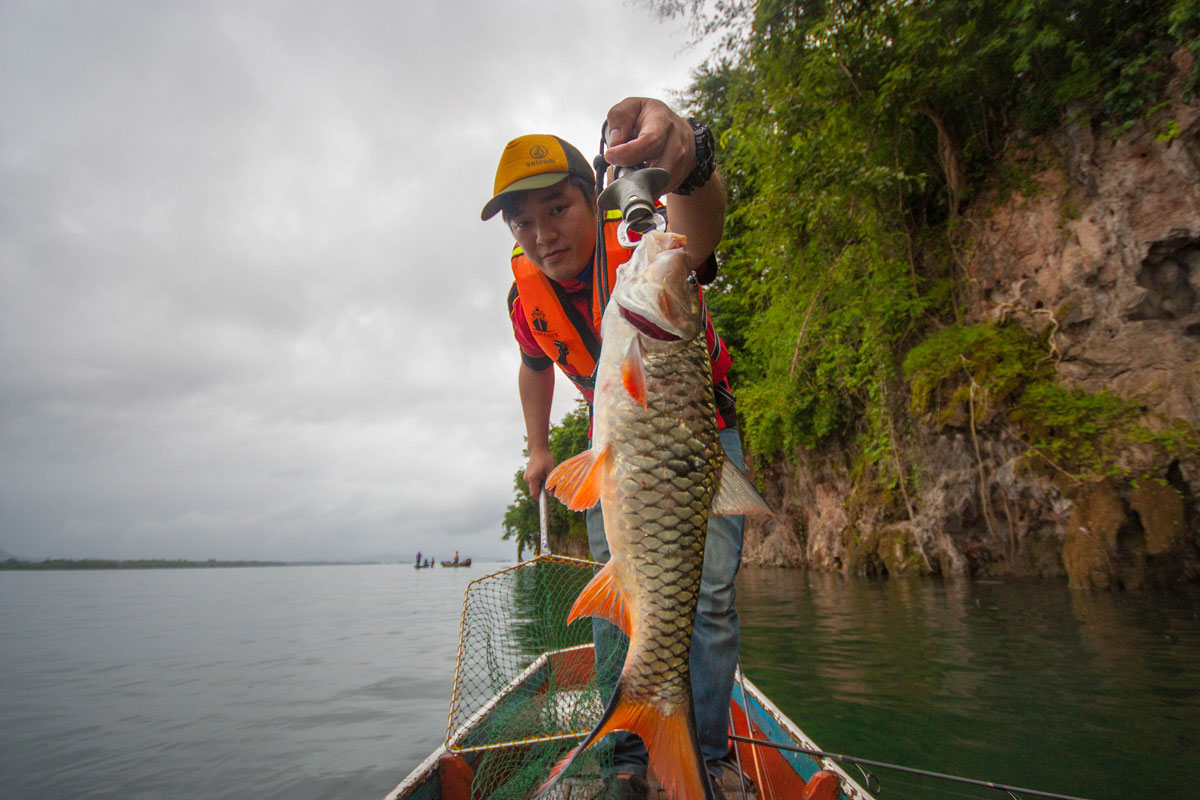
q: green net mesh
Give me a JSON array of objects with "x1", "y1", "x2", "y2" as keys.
[{"x1": 444, "y1": 555, "x2": 623, "y2": 800}]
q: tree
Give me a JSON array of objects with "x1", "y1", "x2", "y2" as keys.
[
  {"x1": 502, "y1": 398, "x2": 592, "y2": 558},
  {"x1": 649, "y1": 0, "x2": 1197, "y2": 496}
]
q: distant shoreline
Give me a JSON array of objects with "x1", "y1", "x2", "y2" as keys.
[{"x1": 0, "y1": 558, "x2": 386, "y2": 571}]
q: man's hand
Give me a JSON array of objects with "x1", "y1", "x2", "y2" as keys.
[
  {"x1": 524, "y1": 447, "x2": 557, "y2": 501},
  {"x1": 604, "y1": 96, "x2": 726, "y2": 265},
  {"x1": 603, "y1": 97, "x2": 696, "y2": 194}
]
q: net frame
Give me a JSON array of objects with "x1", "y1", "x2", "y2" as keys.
[{"x1": 443, "y1": 554, "x2": 614, "y2": 755}]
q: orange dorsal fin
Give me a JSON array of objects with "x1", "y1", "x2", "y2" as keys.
[
  {"x1": 535, "y1": 684, "x2": 714, "y2": 800},
  {"x1": 711, "y1": 456, "x2": 774, "y2": 517},
  {"x1": 545, "y1": 444, "x2": 611, "y2": 511},
  {"x1": 621, "y1": 336, "x2": 647, "y2": 408},
  {"x1": 567, "y1": 561, "x2": 633, "y2": 634}
]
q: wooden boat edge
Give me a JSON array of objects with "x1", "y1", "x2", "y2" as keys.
[
  {"x1": 384, "y1": 741, "x2": 446, "y2": 800},
  {"x1": 732, "y1": 672, "x2": 875, "y2": 800}
]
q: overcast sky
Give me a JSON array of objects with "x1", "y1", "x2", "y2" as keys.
[{"x1": 0, "y1": 0, "x2": 710, "y2": 562}]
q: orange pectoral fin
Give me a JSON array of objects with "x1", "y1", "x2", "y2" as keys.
[
  {"x1": 621, "y1": 336, "x2": 647, "y2": 409},
  {"x1": 545, "y1": 444, "x2": 611, "y2": 511},
  {"x1": 567, "y1": 561, "x2": 633, "y2": 633}
]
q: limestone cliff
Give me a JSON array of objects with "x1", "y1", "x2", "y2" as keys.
[{"x1": 744, "y1": 94, "x2": 1200, "y2": 589}]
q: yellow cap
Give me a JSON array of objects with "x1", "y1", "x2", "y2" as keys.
[{"x1": 481, "y1": 134, "x2": 593, "y2": 220}]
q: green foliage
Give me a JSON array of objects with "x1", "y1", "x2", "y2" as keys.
[
  {"x1": 1013, "y1": 382, "x2": 1148, "y2": 477},
  {"x1": 651, "y1": 0, "x2": 1197, "y2": 495},
  {"x1": 1157, "y1": 118, "x2": 1182, "y2": 143},
  {"x1": 903, "y1": 321, "x2": 1199, "y2": 480},
  {"x1": 1013, "y1": 383, "x2": 1197, "y2": 480},
  {"x1": 502, "y1": 399, "x2": 592, "y2": 557},
  {"x1": 903, "y1": 322, "x2": 1051, "y2": 425},
  {"x1": 500, "y1": 2, "x2": 1199, "y2": 539}
]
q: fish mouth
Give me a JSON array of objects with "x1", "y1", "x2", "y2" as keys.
[{"x1": 619, "y1": 306, "x2": 680, "y2": 341}]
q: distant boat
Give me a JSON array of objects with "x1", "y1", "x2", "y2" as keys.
[
  {"x1": 440, "y1": 558, "x2": 471, "y2": 568},
  {"x1": 414, "y1": 562, "x2": 434, "y2": 569}
]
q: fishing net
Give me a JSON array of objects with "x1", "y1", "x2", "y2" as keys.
[{"x1": 444, "y1": 555, "x2": 624, "y2": 800}]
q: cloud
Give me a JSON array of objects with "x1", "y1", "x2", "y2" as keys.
[{"x1": 0, "y1": 0, "x2": 707, "y2": 561}]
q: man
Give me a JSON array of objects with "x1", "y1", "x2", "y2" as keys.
[{"x1": 482, "y1": 97, "x2": 745, "y2": 800}]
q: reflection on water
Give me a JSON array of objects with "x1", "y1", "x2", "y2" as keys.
[{"x1": 735, "y1": 568, "x2": 1200, "y2": 800}]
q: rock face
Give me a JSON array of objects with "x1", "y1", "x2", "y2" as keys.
[
  {"x1": 1061, "y1": 475, "x2": 1195, "y2": 590},
  {"x1": 743, "y1": 94, "x2": 1200, "y2": 589},
  {"x1": 971, "y1": 105, "x2": 1200, "y2": 429},
  {"x1": 1062, "y1": 479, "x2": 1133, "y2": 591}
]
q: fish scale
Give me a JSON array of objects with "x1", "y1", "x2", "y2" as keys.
[
  {"x1": 539, "y1": 231, "x2": 772, "y2": 800},
  {"x1": 611, "y1": 334, "x2": 719, "y2": 714}
]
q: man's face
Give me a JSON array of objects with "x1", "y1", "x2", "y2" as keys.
[{"x1": 506, "y1": 181, "x2": 596, "y2": 283}]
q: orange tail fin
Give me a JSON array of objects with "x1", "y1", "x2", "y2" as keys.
[{"x1": 535, "y1": 683, "x2": 714, "y2": 800}]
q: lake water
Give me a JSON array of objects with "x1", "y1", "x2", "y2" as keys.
[
  {"x1": 1, "y1": 564, "x2": 1197, "y2": 800},
  {"x1": 734, "y1": 570, "x2": 1200, "y2": 800}
]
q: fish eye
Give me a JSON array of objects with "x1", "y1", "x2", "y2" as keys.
[{"x1": 686, "y1": 272, "x2": 698, "y2": 287}]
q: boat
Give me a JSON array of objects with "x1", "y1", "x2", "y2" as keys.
[
  {"x1": 384, "y1": 552, "x2": 873, "y2": 800},
  {"x1": 384, "y1": 548, "x2": 1076, "y2": 800},
  {"x1": 414, "y1": 562, "x2": 433, "y2": 569},
  {"x1": 383, "y1": 641, "x2": 873, "y2": 800},
  {"x1": 440, "y1": 558, "x2": 471, "y2": 568}
]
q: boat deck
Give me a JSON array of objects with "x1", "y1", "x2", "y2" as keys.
[{"x1": 551, "y1": 766, "x2": 760, "y2": 799}]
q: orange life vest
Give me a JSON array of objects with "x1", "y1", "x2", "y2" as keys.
[
  {"x1": 510, "y1": 211, "x2": 631, "y2": 396},
  {"x1": 510, "y1": 211, "x2": 733, "y2": 414}
]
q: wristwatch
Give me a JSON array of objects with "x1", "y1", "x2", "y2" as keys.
[{"x1": 673, "y1": 118, "x2": 716, "y2": 195}]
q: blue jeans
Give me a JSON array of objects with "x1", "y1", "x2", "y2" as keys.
[{"x1": 586, "y1": 427, "x2": 746, "y2": 777}]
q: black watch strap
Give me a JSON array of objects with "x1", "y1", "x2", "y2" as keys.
[{"x1": 674, "y1": 118, "x2": 716, "y2": 196}]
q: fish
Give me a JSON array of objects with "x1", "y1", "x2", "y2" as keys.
[{"x1": 538, "y1": 231, "x2": 773, "y2": 800}]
